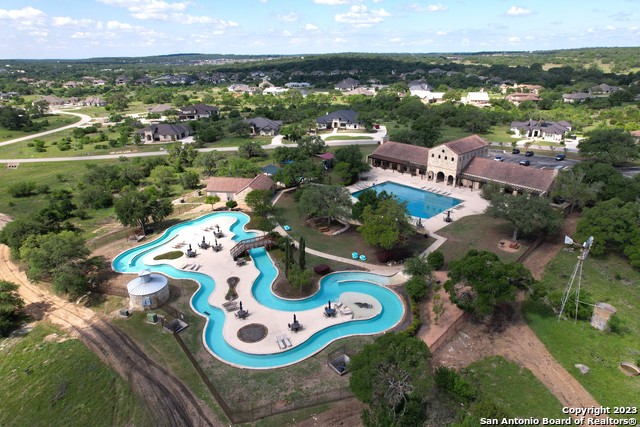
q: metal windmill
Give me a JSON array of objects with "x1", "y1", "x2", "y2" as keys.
[{"x1": 558, "y1": 235, "x2": 594, "y2": 322}]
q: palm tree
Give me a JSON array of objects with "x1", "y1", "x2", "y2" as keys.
[{"x1": 551, "y1": 170, "x2": 602, "y2": 214}]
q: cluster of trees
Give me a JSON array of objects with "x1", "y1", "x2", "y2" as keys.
[{"x1": 0, "y1": 281, "x2": 24, "y2": 337}]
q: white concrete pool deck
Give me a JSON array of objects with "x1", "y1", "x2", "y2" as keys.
[
  {"x1": 142, "y1": 215, "x2": 394, "y2": 356},
  {"x1": 347, "y1": 167, "x2": 489, "y2": 234}
]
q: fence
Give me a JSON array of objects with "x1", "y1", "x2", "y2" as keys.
[{"x1": 429, "y1": 312, "x2": 470, "y2": 354}]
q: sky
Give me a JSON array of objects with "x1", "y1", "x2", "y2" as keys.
[{"x1": 0, "y1": 0, "x2": 639, "y2": 59}]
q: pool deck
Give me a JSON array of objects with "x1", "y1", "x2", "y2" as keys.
[
  {"x1": 348, "y1": 168, "x2": 489, "y2": 234},
  {"x1": 142, "y1": 215, "x2": 390, "y2": 355}
]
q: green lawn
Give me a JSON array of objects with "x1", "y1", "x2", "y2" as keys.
[
  {"x1": 0, "y1": 115, "x2": 80, "y2": 142},
  {"x1": 324, "y1": 135, "x2": 373, "y2": 141},
  {"x1": 273, "y1": 191, "x2": 434, "y2": 263},
  {"x1": 462, "y1": 356, "x2": 564, "y2": 418},
  {"x1": 437, "y1": 214, "x2": 529, "y2": 266},
  {"x1": 0, "y1": 322, "x2": 151, "y2": 427},
  {"x1": 524, "y1": 251, "x2": 640, "y2": 417}
]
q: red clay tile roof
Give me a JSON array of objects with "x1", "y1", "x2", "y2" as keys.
[
  {"x1": 246, "y1": 173, "x2": 275, "y2": 191},
  {"x1": 443, "y1": 135, "x2": 490, "y2": 155},
  {"x1": 461, "y1": 157, "x2": 556, "y2": 194},
  {"x1": 368, "y1": 141, "x2": 429, "y2": 167}
]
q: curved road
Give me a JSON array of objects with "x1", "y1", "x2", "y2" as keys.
[
  {"x1": 0, "y1": 110, "x2": 92, "y2": 147},
  {"x1": 0, "y1": 125, "x2": 386, "y2": 164}
]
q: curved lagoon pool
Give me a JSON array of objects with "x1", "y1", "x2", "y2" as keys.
[{"x1": 113, "y1": 212, "x2": 404, "y2": 369}]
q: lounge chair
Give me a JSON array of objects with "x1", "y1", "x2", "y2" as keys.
[
  {"x1": 276, "y1": 335, "x2": 286, "y2": 350},
  {"x1": 340, "y1": 306, "x2": 353, "y2": 316},
  {"x1": 283, "y1": 335, "x2": 293, "y2": 347}
]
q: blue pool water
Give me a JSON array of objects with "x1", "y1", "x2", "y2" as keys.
[
  {"x1": 352, "y1": 181, "x2": 461, "y2": 219},
  {"x1": 112, "y1": 212, "x2": 404, "y2": 369}
]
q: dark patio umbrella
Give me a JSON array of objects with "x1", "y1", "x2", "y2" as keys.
[
  {"x1": 293, "y1": 314, "x2": 297, "y2": 323},
  {"x1": 327, "y1": 300, "x2": 331, "y2": 310},
  {"x1": 239, "y1": 301, "x2": 243, "y2": 311},
  {"x1": 189, "y1": 244, "x2": 192, "y2": 250}
]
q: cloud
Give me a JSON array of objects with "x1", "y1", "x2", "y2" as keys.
[
  {"x1": 52, "y1": 16, "x2": 95, "y2": 27},
  {"x1": 305, "y1": 23, "x2": 319, "y2": 30},
  {"x1": 0, "y1": 6, "x2": 47, "y2": 29},
  {"x1": 171, "y1": 13, "x2": 238, "y2": 27},
  {"x1": 314, "y1": 0, "x2": 348, "y2": 5},
  {"x1": 98, "y1": 0, "x2": 188, "y2": 20},
  {"x1": 335, "y1": 5, "x2": 390, "y2": 27},
  {"x1": 277, "y1": 12, "x2": 299, "y2": 22},
  {"x1": 427, "y1": 4, "x2": 448, "y2": 12},
  {"x1": 506, "y1": 6, "x2": 532, "y2": 16},
  {"x1": 107, "y1": 20, "x2": 135, "y2": 30},
  {"x1": 407, "y1": 4, "x2": 424, "y2": 12},
  {"x1": 508, "y1": 36, "x2": 521, "y2": 42},
  {"x1": 436, "y1": 30, "x2": 447, "y2": 36}
]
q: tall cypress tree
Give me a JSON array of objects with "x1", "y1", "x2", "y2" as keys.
[{"x1": 299, "y1": 237, "x2": 306, "y2": 270}]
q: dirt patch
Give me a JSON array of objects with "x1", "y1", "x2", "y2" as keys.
[
  {"x1": 292, "y1": 398, "x2": 364, "y2": 427},
  {"x1": 0, "y1": 213, "x2": 12, "y2": 230},
  {"x1": 237, "y1": 323, "x2": 268, "y2": 343},
  {"x1": 0, "y1": 244, "x2": 221, "y2": 427}
]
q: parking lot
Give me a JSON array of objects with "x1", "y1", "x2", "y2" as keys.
[{"x1": 488, "y1": 149, "x2": 577, "y2": 171}]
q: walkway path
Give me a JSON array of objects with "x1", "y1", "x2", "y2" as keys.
[
  {"x1": 0, "y1": 110, "x2": 92, "y2": 147},
  {"x1": 0, "y1": 244, "x2": 221, "y2": 427}
]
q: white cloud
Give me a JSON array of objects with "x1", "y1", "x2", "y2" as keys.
[
  {"x1": 334, "y1": 37, "x2": 347, "y2": 43},
  {"x1": 427, "y1": 4, "x2": 448, "y2": 12},
  {"x1": 107, "y1": 20, "x2": 135, "y2": 30},
  {"x1": 259, "y1": 0, "x2": 268, "y2": 2},
  {"x1": 407, "y1": 4, "x2": 424, "y2": 12},
  {"x1": 508, "y1": 36, "x2": 521, "y2": 42},
  {"x1": 282, "y1": 30, "x2": 293, "y2": 36},
  {"x1": 506, "y1": 6, "x2": 532, "y2": 16},
  {"x1": 389, "y1": 37, "x2": 401, "y2": 42},
  {"x1": 305, "y1": 23, "x2": 319, "y2": 30},
  {"x1": 314, "y1": 0, "x2": 349, "y2": 4},
  {"x1": 52, "y1": 16, "x2": 95, "y2": 27},
  {"x1": 436, "y1": 30, "x2": 447, "y2": 36},
  {"x1": 0, "y1": 6, "x2": 47, "y2": 29},
  {"x1": 277, "y1": 12, "x2": 299, "y2": 22},
  {"x1": 98, "y1": 0, "x2": 188, "y2": 20},
  {"x1": 335, "y1": 5, "x2": 390, "y2": 27}
]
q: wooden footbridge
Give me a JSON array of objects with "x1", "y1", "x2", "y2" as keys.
[{"x1": 230, "y1": 235, "x2": 275, "y2": 259}]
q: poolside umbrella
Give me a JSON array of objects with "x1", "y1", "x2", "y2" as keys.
[
  {"x1": 239, "y1": 301, "x2": 243, "y2": 311},
  {"x1": 293, "y1": 314, "x2": 297, "y2": 323},
  {"x1": 216, "y1": 225, "x2": 220, "y2": 232},
  {"x1": 327, "y1": 300, "x2": 331, "y2": 310},
  {"x1": 189, "y1": 244, "x2": 192, "y2": 250},
  {"x1": 202, "y1": 236, "x2": 205, "y2": 243}
]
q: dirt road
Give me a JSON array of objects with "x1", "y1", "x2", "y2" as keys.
[{"x1": 0, "y1": 244, "x2": 221, "y2": 427}]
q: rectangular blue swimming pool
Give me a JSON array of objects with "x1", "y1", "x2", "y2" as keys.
[{"x1": 352, "y1": 181, "x2": 462, "y2": 219}]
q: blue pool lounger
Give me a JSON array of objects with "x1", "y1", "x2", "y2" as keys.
[
  {"x1": 359, "y1": 254, "x2": 367, "y2": 261},
  {"x1": 351, "y1": 252, "x2": 359, "y2": 259},
  {"x1": 283, "y1": 225, "x2": 291, "y2": 231}
]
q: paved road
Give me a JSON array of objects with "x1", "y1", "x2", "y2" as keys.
[{"x1": 0, "y1": 110, "x2": 92, "y2": 147}]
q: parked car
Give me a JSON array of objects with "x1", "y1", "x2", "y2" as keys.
[
  {"x1": 555, "y1": 154, "x2": 566, "y2": 161},
  {"x1": 519, "y1": 160, "x2": 530, "y2": 166},
  {"x1": 525, "y1": 151, "x2": 534, "y2": 157},
  {"x1": 494, "y1": 155, "x2": 505, "y2": 162},
  {"x1": 511, "y1": 148, "x2": 520, "y2": 154}
]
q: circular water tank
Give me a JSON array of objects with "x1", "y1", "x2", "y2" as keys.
[{"x1": 127, "y1": 269, "x2": 169, "y2": 309}]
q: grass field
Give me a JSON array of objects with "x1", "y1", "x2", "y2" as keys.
[
  {"x1": 524, "y1": 251, "x2": 640, "y2": 416},
  {"x1": 0, "y1": 115, "x2": 80, "y2": 143},
  {"x1": 0, "y1": 322, "x2": 151, "y2": 427},
  {"x1": 462, "y1": 356, "x2": 564, "y2": 418},
  {"x1": 273, "y1": 191, "x2": 435, "y2": 263},
  {"x1": 324, "y1": 135, "x2": 374, "y2": 141},
  {"x1": 437, "y1": 214, "x2": 529, "y2": 266}
]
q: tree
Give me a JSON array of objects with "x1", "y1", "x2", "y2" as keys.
[
  {"x1": 298, "y1": 236, "x2": 306, "y2": 270},
  {"x1": 196, "y1": 151, "x2": 227, "y2": 177},
  {"x1": 114, "y1": 187, "x2": 173, "y2": 235},
  {"x1": 150, "y1": 165, "x2": 175, "y2": 196},
  {"x1": 297, "y1": 135, "x2": 325, "y2": 157},
  {"x1": 485, "y1": 193, "x2": 562, "y2": 241},
  {"x1": 167, "y1": 141, "x2": 197, "y2": 172},
  {"x1": 238, "y1": 141, "x2": 266, "y2": 159},
  {"x1": 578, "y1": 128, "x2": 639, "y2": 165},
  {"x1": 403, "y1": 254, "x2": 433, "y2": 278},
  {"x1": 352, "y1": 188, "x2": 393, "y2": 221},
  {"x1": 432, "y1": 293, "x2": 445, "y2": 325},
  {"x1": 179, "y1": 170, "x2": 200, "y2": 189},
  {"x1": 576, "y1": 198, "x2": 640, "y2": 266},
  {"x1": 0, "y1": 106, "x2": 32, "y2": 130},
  {"x1": 287, "y1": 264, "x2": 311, "y2": 289},
  {"x1": 349, "y1": 333, "x2": 432, "y2": 426},
  {"x1": 19, "y1": 230, "x2": 90, "y2": 281},
  {"x1": 0, "y1": 281, "x2": 24, "y2": 337},
  {"x1": 426, "y1": 250, "x2": 445, "y2": 270},
  {"x1": 445, "y1": 250, "x2": 534, "y2": 316},
  {"x1": 573, "y1": 161, "x2": 640, "y2": 203},
  {"x1": 227, "y1": 120, "x2": 251, "y2": 136},
  {"x1": 274, "y1": 160, "x2": 323, "y2": 189},
  {"x1": 205, "y1": 195, "x2": 220, "y2": 210},
  {"x1": 106, "y1": 92, "x2": 129, "y2": 111},
  {"x1": 296, "y1": 184, "x2": 352, "y2": 226},
  {"x1": 550, "y1": 170, "x2": 602, "y2": 213},
  {"x1": 334, "y1": 145, "x2": 371, "y2": 185},
  {"x1": 220, "y1": 157, "x2": 261, "y2": 178},
  {"x1": 358, "y1": 198, "x2": 413, "y2": 249},
  {"x1": 245, "y1": 189, "x2": 273, "y2": 216},
  {"x1": 405, "y1": 275, "x2": 429, "y2": 301},
  {"x1": 273, "y1": 146, "x2": 303, "y2": 164},
  {"x1": 226, "y1": 200, "x2": 237, "y2": 209},
  {"x1": 51, "y1": 261, "x2": 92, "y2": 299}
]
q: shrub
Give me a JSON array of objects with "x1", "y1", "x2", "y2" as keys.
[
  {"x1": 434, "y1": 366, "x2": 477, "y2": 403},
  {"x1": 427, "y1": 250, "x2": 445, "y2": 270},
  {"x1": 226, "y1": 200, "x2": 238, "y2": 209},
  {"x1": 313, "y1": 264, "x2": 331, "y2": 275},
  {"x1": 8, "y1": 181, "x2": 36, "y2": 198},
  {"x1": 405, "y1": 275, "x2": 429, "y2": 301}
]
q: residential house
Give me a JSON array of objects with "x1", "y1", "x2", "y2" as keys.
[
  {"x1": 243, "y1": 117, "x2": 283, "y2": 136},
  {"x1": 334, "y1": 78, "x2": 359, "y2": 91},
  {"x1": 115, "y1": 76, "x2": 130, "y2": 85},
  {"x1": 82, "y1": 97, "x2": 107, "y2": 107},
  {"x1": 135, "y1": 76, "x2": 152, "y2": 85},
  {"x1": 262, "y1": 87, "x2": 289, "y2": 95},
  {"x1": 39, "y1": 95, "x2": 66, "y2": 107},
  {"x1": 93, "y1": 79, "x2": 107, "y2": 86},
  {"x1": 562, "y1": 93, "x2": 593, "y2": 103},
  {"x1": 344, "y1": 87, "x2": 375, "y2": 96},
  {"x1": 505, "y1": 93, "x2": 541, "y2": 105},
  {"x1": 0, "y1": 92, "x2": 19, "y2": 100},
  {"x1": 408, "y1": 80, "x2": 434, "y2": 92},
  {"x1": 147, "y1": 104, "x2": 174, "y2": 114},
  {"x1": 316, "y1": 109, "x2": 362, "y2": 130},
  {"x1": 228, "y1": 83, "x2": 256, "y2": 94},
  {"x1": 285, "y1": 82, "x2": 310, "y2": 89},
  {"x1": 589, "y1": 83, "x2": 619, "y2": 94},
  {"x1": 136, "y1": 124, "x2": 191, "y2": 143},
  {"x1": 500, "y1": 83, "x2": 544, "y2": 94},
  {"x1": 205, "y1": 174, "x2": 275, "y2": 203},
  {"x1": 461, "y1": 91, "x2": 490, "y2": 107},
  {"x1": 63, "y1": 81, "x2": 81, "y2": 89},
  {"x1": 510, "y1": 120, "x2": 571, "y2": 142},
  {"x1": 178, "y1": 104, "x2": 219, "y2": 120}
]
